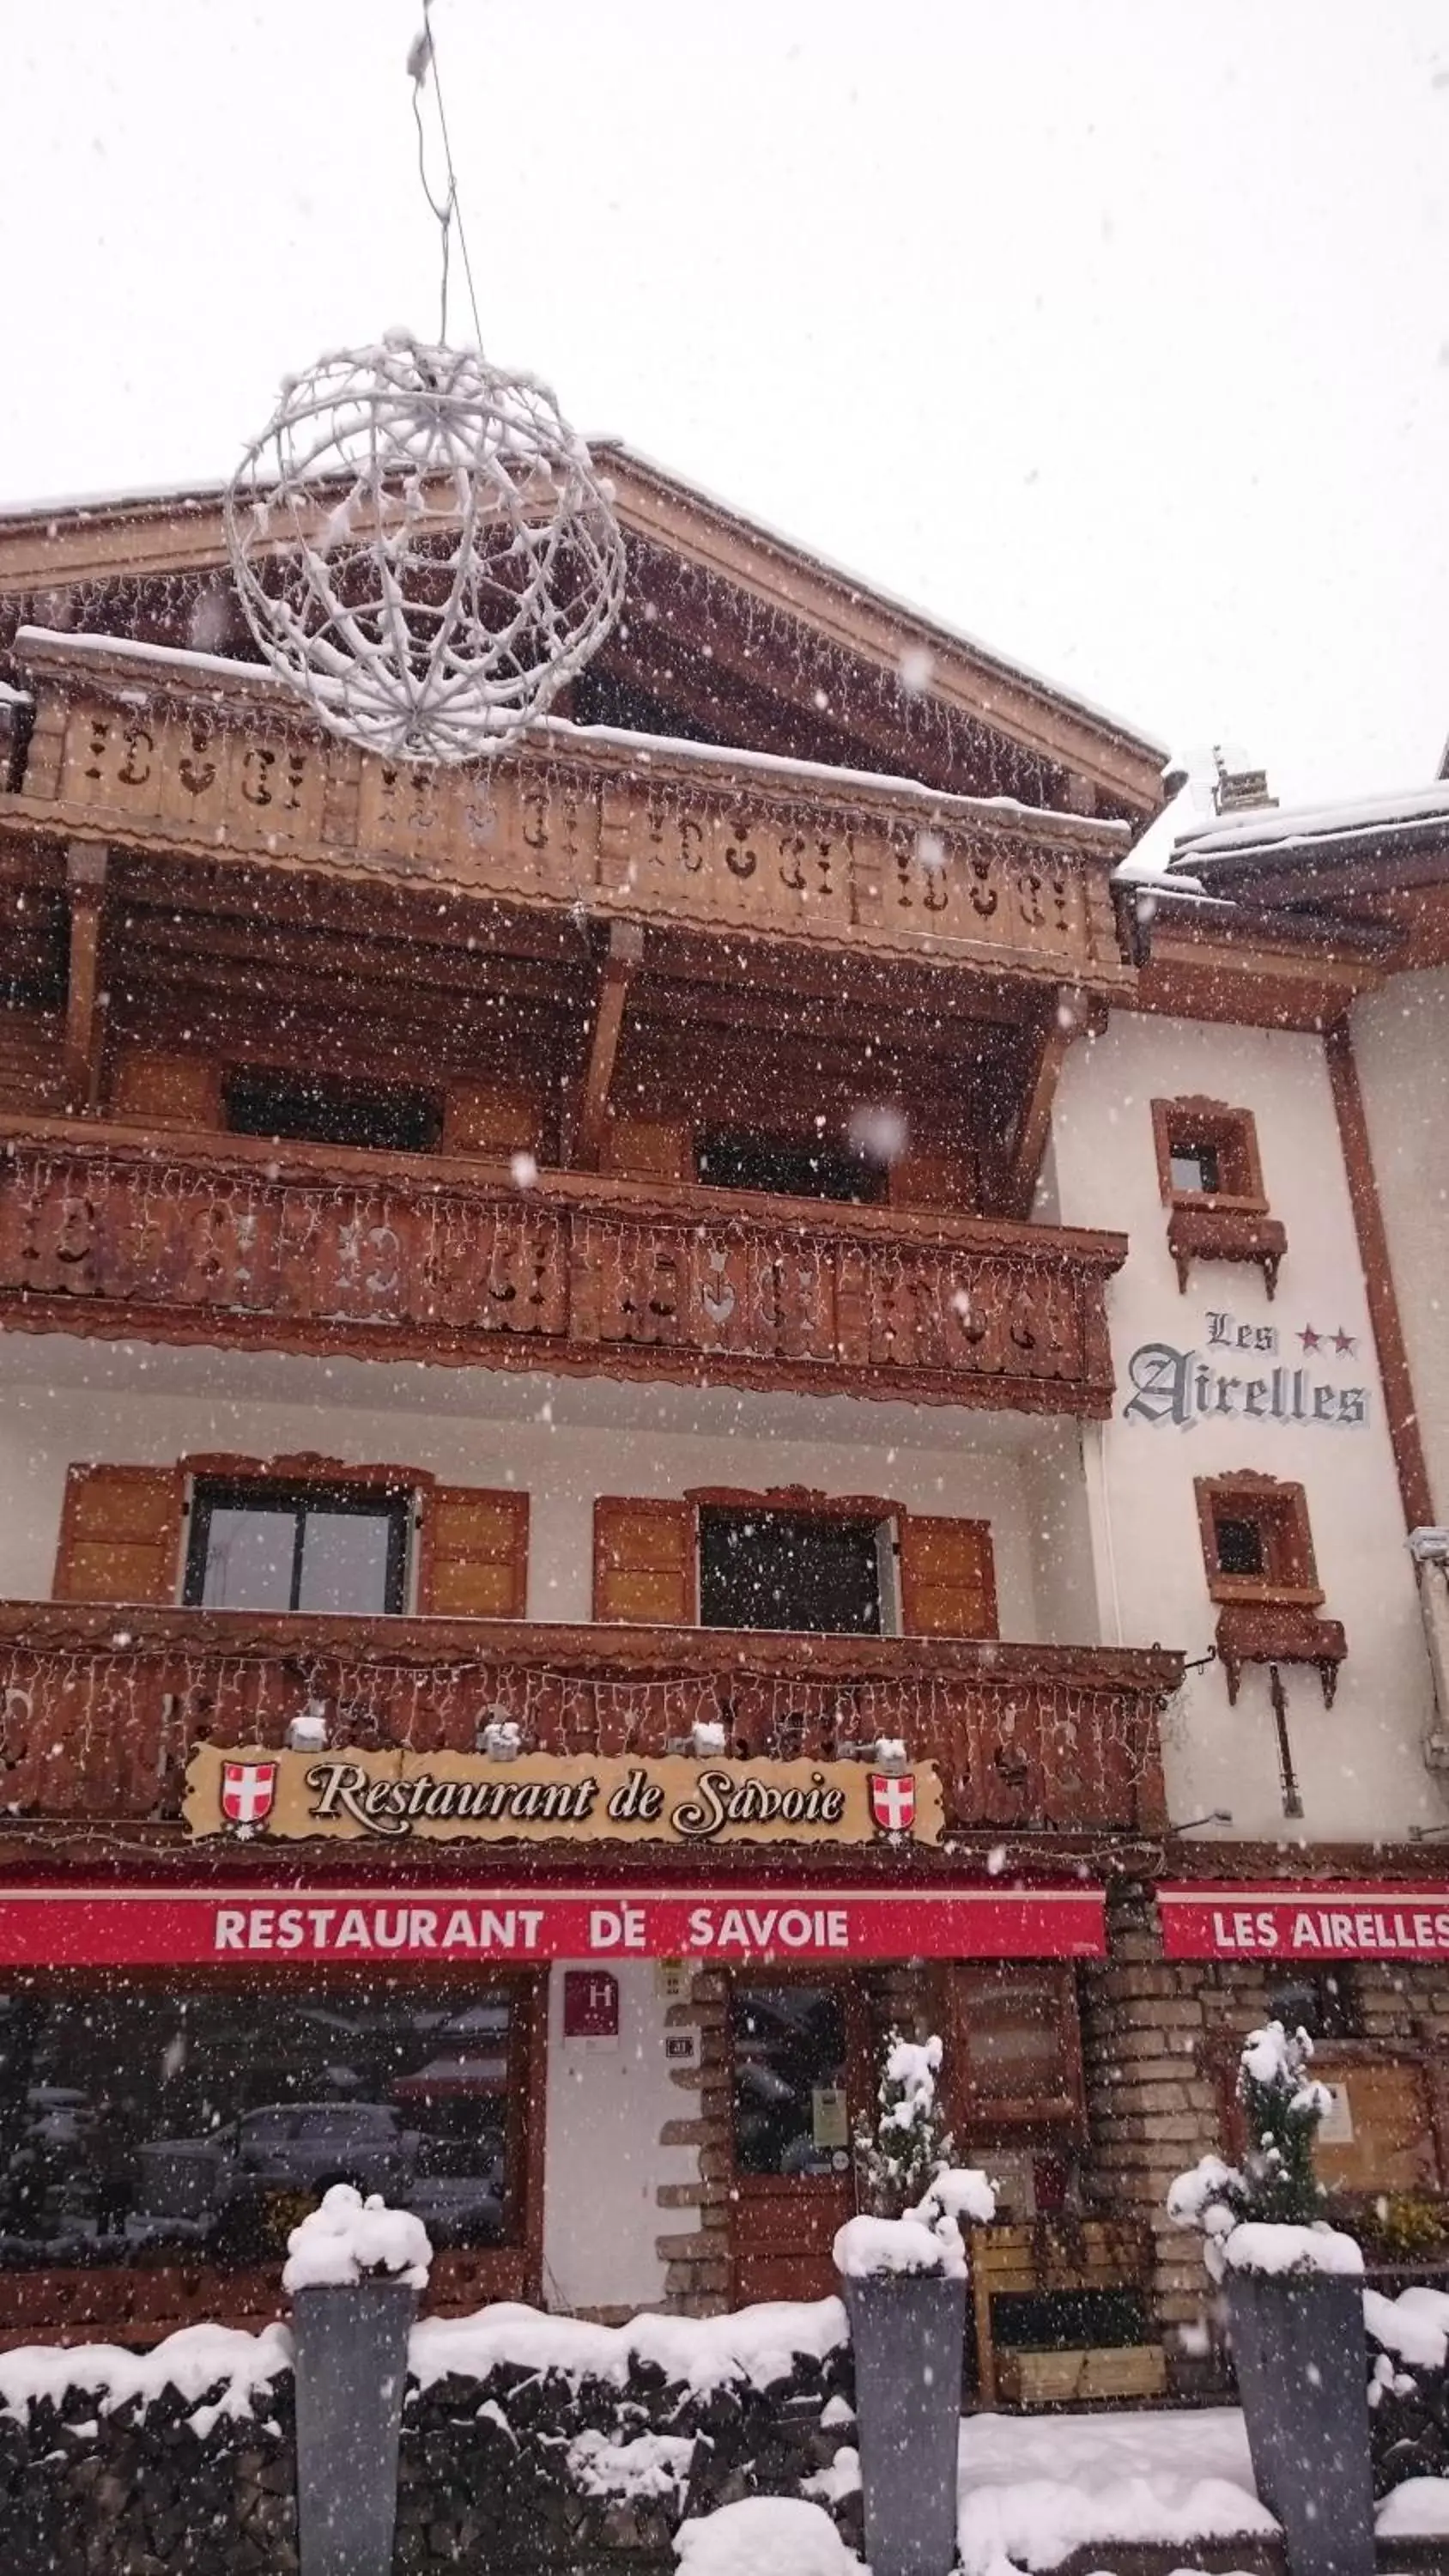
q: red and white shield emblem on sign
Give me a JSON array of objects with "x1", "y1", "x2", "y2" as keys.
[
  {"x1": 868, "y1": 1771, "x2": 916, "y2": 1835},
  {"x1": 221, "y1": 1760, "x2": 278, "y2": 1829}
]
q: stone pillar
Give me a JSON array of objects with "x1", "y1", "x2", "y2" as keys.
[
  {"x1": 1079, "y1": 1886, "x2": 1224, "y2": 2372},
  {"x1": 656, "y1": 1966, "x2": 733, "y2": 2314}
]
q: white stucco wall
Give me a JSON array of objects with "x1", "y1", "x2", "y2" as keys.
[
  {"x1": 0, "y1": 1335, "x2": 1091, "y2": 1646},
  {"x1": 542, "y1": 1959, "x2": 694, "y2": 2312},
  {"x1": 1351, "y1": 969, "x2": 1449, "y2": 1521},
  {"x1": 1052, "y1": 1012, "x2": 1445, "y2": 1844}
]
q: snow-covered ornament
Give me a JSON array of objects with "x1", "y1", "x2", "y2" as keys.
[{"x1": 223, "y1": 331, "x2": 625, "y2": 763}]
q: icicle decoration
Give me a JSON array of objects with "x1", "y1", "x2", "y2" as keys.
[{"x1": 223, "y1": 333, "x2": 625, "y2": 764}]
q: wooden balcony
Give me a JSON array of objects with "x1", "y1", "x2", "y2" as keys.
[
  {"x1": 0, "y1": 1604, "x2": 1176, "y2": 1838},
  {"x1": 0, "y1": 1119, "x2": 1126, "y2": 1416},
  {"x1": 2, "y1": 631, "x2": 1135, "y2": 993}
]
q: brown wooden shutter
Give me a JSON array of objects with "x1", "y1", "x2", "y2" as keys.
[
  {"x1": 593, "y1": 1498, "x2": 695, "y2": 1624},
  {"x1": 599, "y1": 1118, "x2": 691, "y2": 1183},
  {"x1": 419, "y1": 1488, "x2": 529, "y2": 1618},
  {"x1": 441, "y1": 1082, "x2": 546, "y2": 1159},
  {"x1": 53, "y1": 1465, "x2": 183, "y2": 1603},
  {"x1": 109, "y1": 1048, "x2": 222, "y2": 1128},
  {"x1": 888, "y1": 1149, "x2": 978, "y2": 1214},
  {"x1": 898, "y1": 1514, "x2": 998, "y2": 1637}
]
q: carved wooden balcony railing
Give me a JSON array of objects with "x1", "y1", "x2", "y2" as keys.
[
  {"x1": 0, "y1": 1606, "x2": 1177, "y2": 1838},
  {"x1": 3, "y1": 631, "x2": 1135, "y2": 990},
  {"x1": 0, "y1": 1121, "x2": 1127, "y2": 1415}
]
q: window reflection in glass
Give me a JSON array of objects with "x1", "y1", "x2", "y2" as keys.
[
  {"x1": 731, "y1": 1984, "x2": 847, "y2": 2178},
  {"x1": 0, "y1": 1979, "x2": 515, "y2": 2266}
]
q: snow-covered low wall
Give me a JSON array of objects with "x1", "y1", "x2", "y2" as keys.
[
  {"x1": 395, "y1": 2300, "x2": 859, "y2": 2572},
  {"x1": 0, "y1": 2323, "x2": 296, "y2": 2571},
  {"x1": 1366, "y1": 2281, "x2": 1449, "y2": 2498},
  {"x1": 0, "y1": 2300, "x2": 855, "y2": 2576}
]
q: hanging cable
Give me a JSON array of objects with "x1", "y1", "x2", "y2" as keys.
[{"x1": 409, "y1": 0, "x2": 484, "y2": 349}]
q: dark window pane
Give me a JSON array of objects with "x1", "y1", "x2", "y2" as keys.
[
  {"x1": 695, "y1": 1133, "x2": 882, "y2": 1204},
  {"x1": 185, "y1": 1482, "x2": 408, "y2": 1614},
  {"x1": 1169, "y1": 1139, "x2": 1220, "y2": 1194},
  {"x1": 731, "y1": 1985, "x2": 848, "y2": 2178},
  {"x1": 699, "y1": 1507, "x2": 882, "y2": 1634},
  {"x1": 0, "y1": 1979, "x2": 517, "y2": 2266},
  {"x1": 1265, "y1": 1972, "x2": 1356, "y2": 2040},
  {"x1": 197, "y1": 1503, "x2": 297, "y2": 1609},
  {"x1": 225, "y1": 1070, "x2": 442, "y2": 1156},
  {"x1": 297, "y1": 1510, "x2": 397, "y2": 1615},
  {"x1": 1215, "y1": 1515, "x2": 1265, "y2": 1577}
]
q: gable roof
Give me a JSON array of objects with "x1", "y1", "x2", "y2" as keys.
[{"x1": 0, "y1": 446, "x2": 1166, "y2": 822}]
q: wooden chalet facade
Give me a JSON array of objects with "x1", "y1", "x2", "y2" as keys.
[{"x1": 0, "y1": 455, "x2": 1446, "y2": 2399}]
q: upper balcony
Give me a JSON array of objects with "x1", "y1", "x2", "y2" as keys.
[
  {"x1": 0, "y1": 1115, "x2": 1125, "y2": 1415},
  {"x1": 1, "y1": 631, "x2": 1136, "y2": 993},
  {"x1": 0, "y1": 1602, "x2": 1176, "y2": 1840}
]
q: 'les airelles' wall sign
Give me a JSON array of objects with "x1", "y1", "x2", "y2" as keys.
[{"x1": 184, "y1": 1747, "x2": 944, "y2": 1848}]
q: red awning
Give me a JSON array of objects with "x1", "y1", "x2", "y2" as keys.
[
  {"x1": 1159, "y1": 1884, "x2": 1449, "y2": 1962},
  {"x1": 0, "y1": 1883, "x2": 1106, "y2": 1965}
]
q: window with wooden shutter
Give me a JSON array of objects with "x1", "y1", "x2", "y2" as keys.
[
  {"x1": 946, "y1": 1962, "x2": 1084, "y2": 2129},
  {"x1": 593, "y1": 1498, "x2": 695, "y2": 1624},
  {"x1": 420, "y1": 1489, "x2": 529, "y2": 1618},
  {"x1": 898, "y1": 1515, "x2": 998, "y2": 1637},
  {"x1": 53, "y1": 1466, "x2": 183, "y2": 1603}
]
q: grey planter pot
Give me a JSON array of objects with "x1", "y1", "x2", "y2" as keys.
[
  {"x1": 292, "y1": 2278, "x2": 417, "y2": 2576},
  {"x1": 1226, "y1": 2268, "x2": 1375, "y2": 2576},
  {"x1": 843, "y1": 2269, "x2": 965, "y2": 2576}
]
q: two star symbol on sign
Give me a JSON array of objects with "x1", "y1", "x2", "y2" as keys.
[{"x1": 1298, "y1": 1324, "x2": 1357, "y2": 1355}]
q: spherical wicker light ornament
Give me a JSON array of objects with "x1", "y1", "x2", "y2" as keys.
[{"x1": 223, "y1": 332, "x2": 626, "y2": 764}]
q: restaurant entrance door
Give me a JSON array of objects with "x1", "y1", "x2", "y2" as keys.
[{"x1": 726, "y1": 1978, "x2": 873, "y2": 2303}]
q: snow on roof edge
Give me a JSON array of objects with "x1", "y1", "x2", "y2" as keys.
[
  {"x1": 1173, "y1": 780, "x2": 1449, "y2": 868},
  {"x1": 12, "y1": 627, "x2": 1127, "y2": 836}
]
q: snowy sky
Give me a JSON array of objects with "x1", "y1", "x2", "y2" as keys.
[{"x1": 3, "y1": 2, "x2": 1448, "y2": 805}]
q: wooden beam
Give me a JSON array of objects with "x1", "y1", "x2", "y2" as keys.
[
  {"x1": 1325, "y1": 1018, "x2": 1435, "y2": 1532},
  {"x1": 63, "y1": 841, "x2": 107, "y2": 1110},
  {"x1": 997, "y1": 987, "x2": 1093, "y2": 1219},
  {"x1": 571, "y1": 921, "x2": 645, "y2": 1169}
]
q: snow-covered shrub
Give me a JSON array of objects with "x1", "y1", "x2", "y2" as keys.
[
  {"x1": 854, "y1": 2030, "x2": 953, "y2": 2218},
  {"x1": 282, "y1": 2181, "x2": 432, "y2": 2293},
  {"x1": 839, "y1": 2029, "x2": 994, "y2": 2280},
  {"x1": 1167, "y1": 2019, "x2": 1361, "y2": 2281}
]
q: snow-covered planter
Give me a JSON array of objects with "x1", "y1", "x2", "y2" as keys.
[
  {"x1": 287, "y1": 2185, "x2": 432, "y2": 2576},
  {"x1": 838, "y1": 2032, "x2": 995, "y2": 2576},
  {"x1": 1169, "y1": 2021, "x2": 1374, "y2": 2576}
]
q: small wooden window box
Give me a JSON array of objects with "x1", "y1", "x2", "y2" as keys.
[
  {"x1": 994, "y1": 2345, "x2": 1167, "y2": 2408},
  {"x1": 1167, "y1": 1202, "x2": 1288, "y2": 1299},
  {"x1": 1216, "y1": 1600, "x2": 1349, "y2": 1707}
]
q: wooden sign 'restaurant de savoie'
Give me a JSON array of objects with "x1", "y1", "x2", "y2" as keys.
[{"x1": 183, "y1": 1746, "x2": 945, "y2": 1847}]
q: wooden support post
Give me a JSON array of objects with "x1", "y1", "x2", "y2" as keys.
[
  {"x1": 1325, "y1": 1016, "x2": 1436, "y2": 1533},
  {"x1": 571, "y1": 920, "x2": 644, "y2": 1170},
  {"x1": 64, "y1": 841, "x2": 108, "y2": 1113},
  {"x1": 998, "y1": 986, "x2": 1094, "y2": 1220}
]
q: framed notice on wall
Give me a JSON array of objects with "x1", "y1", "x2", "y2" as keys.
[{"x1": 811, "y1": 2084, "x2": 849, "y2": 2150}]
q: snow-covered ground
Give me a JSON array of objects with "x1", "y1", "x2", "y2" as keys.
[{"x1": 955, "y1": 2403, "x2": 1448, "y2": 2573}]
